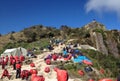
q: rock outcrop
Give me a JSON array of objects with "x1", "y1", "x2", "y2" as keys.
[
  {"x1": 84, "y1": 21, "x2": 120, "y2": 57},
  {"x1": 91, "y1": 32, "x2": 108, "y2": 55},
  {"x1": 84, "y1": 20, "x2": 106, "y2": 31}
]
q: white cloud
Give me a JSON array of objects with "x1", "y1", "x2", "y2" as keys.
[{"x1": 85, "y1": 0, "x2": 120, "y2": 17}]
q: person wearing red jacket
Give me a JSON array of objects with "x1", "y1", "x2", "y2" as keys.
[
  {"x1": 1, "y1": 57, "x2": 5, "y2": 69},
  {"x1": 19, "y1": 55, "x2": 25, "y2": 63},
  {"x1": 12, "y1": 58, "x2": 16, "y2": 70},
  {"x1": 14, "y1": 55, "x2": 19, "y2": 61},
  {"x1": 10, "y1": 54, "x2": 13, "y2": 66},
  {"x1": 5, "y1": 55, "x2": 9, "y2": 65},
  {"x1": 16, "y1": 61, "x2": 21, "y2": 79},
  {"x1": 1, "y1": 69, "x2": 10, "y2": 80},
  {"x1": 54, "y1": 67, "x2": 68, "y2": 81}
]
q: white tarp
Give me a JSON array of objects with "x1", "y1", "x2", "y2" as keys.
[
  {"x1": 1, "y1": 47, "x2": 27, "y2": 57},
  {"x1": 4, "y1": 48, "x2": 16, "y2": 53}
]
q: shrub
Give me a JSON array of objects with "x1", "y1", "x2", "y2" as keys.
[{"x1": 81, "y1": 49, "x2": 120, "y2": 77}]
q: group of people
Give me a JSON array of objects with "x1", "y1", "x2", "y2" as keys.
[
  {"x1": 44, "y1": 45, "x2": 84, "y2": 63},
  {"x1": 44, "y1": 43, "x2": 120, "y2": 81},
  {"x1": 0, "y1": 52, "x2": 69, "y2": 81},
  {"x1": 0, "y1": 54, "x2": 25, "y2": 80},
  {"x1": 0, "y1": 41, "x2": 120, "y2": 81}
]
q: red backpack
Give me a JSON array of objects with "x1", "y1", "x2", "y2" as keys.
[
  {"x1": 32, "y1": 69, "x2": 38, "y2": 74},
  {"x1": 21, "y1": 70, "x2": 30, "y2": 77},
  {"x1": 31, "y1": 74, "x2": 37, "y2": 81},
  {"x1": 88, "y1": 79, "x2": 94, "y2": 81},
  {"x1": 30, "y1": 63, "x2": 35, "y2": 67},
  {"x1": 78, "y1": 70, "x2": 84, "y2": 76},
  {"x1": 45, "y1": 59, "x2": 51, "y2": 65},
  {"x1": 33, "y1": 75, "x2": 45, "y2": 81},
  {"x1": 44, "y1": 67, "x2": 50, "y2": 73},
  {"x1": 56, "y1": 69, "x2": 68, "y2": 81},
  {"x1": 52, "y1": 54, "x2": 57, "y2": 60}
]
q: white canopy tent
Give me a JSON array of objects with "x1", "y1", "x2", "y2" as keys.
[{"x1": 1, "y1": 47, "x2": 27, "y2": 57}]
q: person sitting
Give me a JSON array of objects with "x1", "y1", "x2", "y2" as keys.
[{"x1": 1, "y1": 69, "x2": 10, "y2": 80}]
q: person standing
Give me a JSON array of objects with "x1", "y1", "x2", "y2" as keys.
[
  {"x1": 16, "y1": 61, "x2": 21, "y2": 79},
  {"x1": 10, "y1": 54, "x2": 13, "y2": 66},
  {"x1": 1, "y1": 57, "x2": 5, "y2": 69},
  {"x1": 19, "y1": 55, "x2": 25, "y2": 63},
  {"x1": 12, "y1": 58, "x2": 16, "y2": 70},
  {"x1": 5, "y1": 55, "x2": 9, "y2": 65},
  {"x1": 0, "y1": 57, "x2": 2, "y2": 65}
]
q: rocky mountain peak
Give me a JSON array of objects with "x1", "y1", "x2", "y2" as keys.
[{"x1": 84, "y1": 20, "x2": 106, "y2": 31}]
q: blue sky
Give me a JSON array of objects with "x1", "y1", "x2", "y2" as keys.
[{"x1": 0, "y1": 0, "x2": 120, "y2": 34}]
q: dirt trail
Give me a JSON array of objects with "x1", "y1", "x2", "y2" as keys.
[{"x1": 0, "y1": 43, "x2": 82, "y2": 81}]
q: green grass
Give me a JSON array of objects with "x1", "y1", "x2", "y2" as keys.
[
  {"x1": 56, "y1": 49, "x2": 119, "y2": 80},
  {"x1": 80, "y1": 49, "x2": 120, "y2": 78}
]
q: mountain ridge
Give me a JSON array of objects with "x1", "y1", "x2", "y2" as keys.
[
  {"x1": 0, "y1": 21, "x2": 120, "y2": 79},
  {"x1": 0, "y1": 21, "x2": 120, "y2": 57}
]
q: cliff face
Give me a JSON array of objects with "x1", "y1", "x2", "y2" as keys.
[
  {"x1": 91, "y1": 32, "x2": 108, "y2": 55},
  {"x1": 106, "y1": 37, "x2": 119, "y2": 57},
  {"x1": 105, "y1": 31, "x2": 119, "y2": 58},
  {"x1": 90, "y1": 31, "x2": 120, "y2": 58},
  {"x1": 84, "y1": 21, "x2": 120, "y2": 58}
]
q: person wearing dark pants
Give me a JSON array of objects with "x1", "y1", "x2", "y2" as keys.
[
  {"x1": 1, "y1": 57, "x2": 5, "y2": 69},
  {"x1": 16, "y1": 69, "x2": 21, "y2": 79},
  {"x1": 16, "y1": 61, "x2": 21, "y2": 79},
  {"x1": 12, "y1": 58, "x2": 16, "y2": 70}
]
